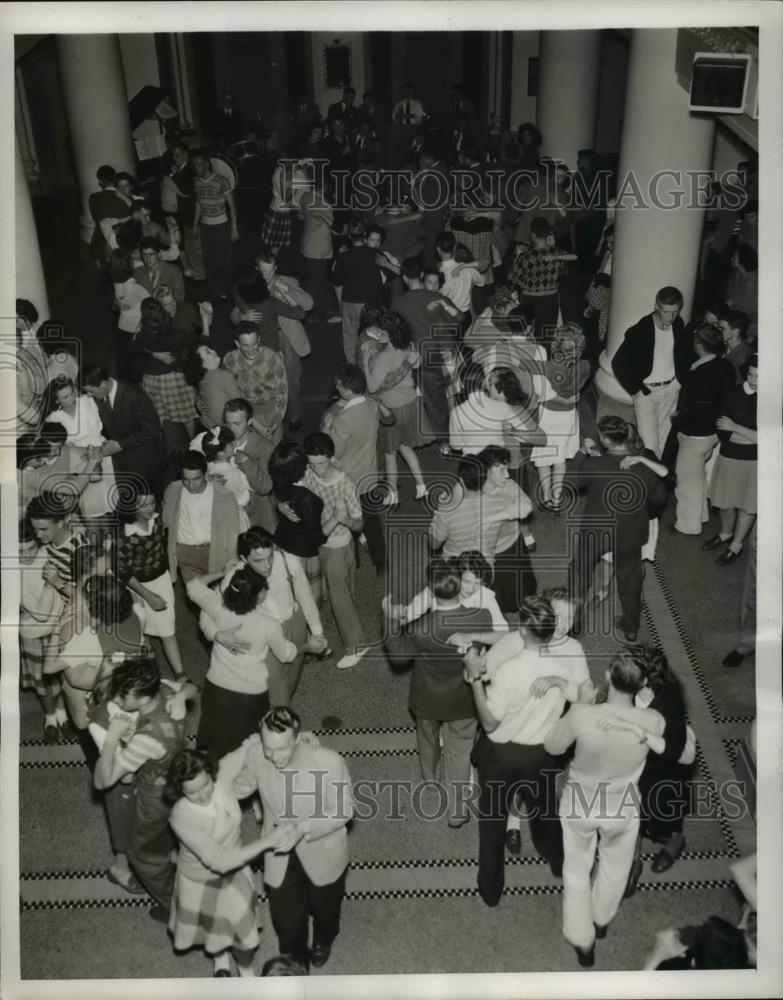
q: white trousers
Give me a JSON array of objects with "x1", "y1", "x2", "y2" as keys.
[
  {"x1": 559, "y1": 778, "x2": 641, "y2": 949},
  {"x1": 633, "y1": 380, "x2": 679, "y2": 459},
  {"x1": 675, "y1": 433, "x2": 718, "y2": 534}
]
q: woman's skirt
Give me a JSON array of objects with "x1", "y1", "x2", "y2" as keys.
[
  {"x1": 531, "y1": 405, "x2": 580, "y2": 468},
  {"x1": 261, "y1": 208, "x2": 293, "y2": 254},
  {"x1": 380, "y1": 396, "x2": 432, "y2": 453},
  {"x1": 19, "y1": 634, "x2": 51, "y2": 698},
  {"x1": 132, "y1": 570, "x2": 176, "y2": 638},
  {"x1": 709, "y1": 455, "x2": 757, "y2": 514},
  {"x1": 169, "y1": 866, "x2": 260, "y2": 956},
  {"x1": 142, "y1": 372, "x2": 197, "y2": 425}
]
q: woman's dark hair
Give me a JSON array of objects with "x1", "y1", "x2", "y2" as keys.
[
  {"x1": 73, "y1": 542, "x2": 111, "y2": 583},
  {"x1": 693, "y1": 322, "x2": 725, "y2": 357},
  {"x1": 269, "y1": 441, "x2": 308, "y2": 492},
  {"x1": 80, "y1": 364, "x2": 110, "y2": 389},
  {"x1": 304, "y1": 431, "x2": 335, "y2": 459},
  {"x1": 202, "y1": 426, "x2": 235, "y2": 463},
  {"x1": 222, "y1": 563, "x2": 267, "y2": 615},
  {"x1": 84, "y1": 575, "x2": 134, "y2": 626},
  {"x1": 165, "y1": 749, "x2": 218, "y2": 805},
  {"x1": 428, "y1": 557, "x2": 462, "y2": 601},
  {"x1": 107, "y1": 250, "x2": 134, "y2": 284},
  {"x1": 436, "y1": 231, "x2": 456, "y2": 254},
  {"x1": 360, "y1": 303, "x2": 388, "y2": 332},
  {"x1": 453, "y1": 243, "x2": 473, "y2": 264},
  {"x1": 490, "y1": 284, "x2": 517, "y2": 315},
  {"x1": 114, "y1": 478, "x2": 154, "y2": 523},
  {"x1": 109, "y1": 652, "x2": 161, "y2": 700},
  {"x1": 17, "y1": 298, "x2": 40, "y2": 329},
  {"x1": 540, "y1": 585, "x2": 574, "y2": 606},
  {"x1": 116, "y1": 219, "x2": 143, "y2": 254},
  {"x1": 530, "y1": 216, "x2": 553, "y2": 240},
  {"x1": 517, "y1": 122, "x2": 542, "y2": 146},
  {"x1": 43, "y1": 374, "x2": 77, "y2": 419},
  {"x1": 518, "y1": 596, "x2": 557, "y2": 643},
  {"x1": 236, "y1": 273, "x2": 271, "y2": 307},
  {"x1": 335, "y1": 364, "x2": 367, "y2": 396},
  {"x1": 492, "y1": 368, "x2": 529, "y2": 409},
  {"x1": 181, "y1": 345, "x2": 208, "y2": 387},
  {"x1": 635, "y1": 646, "x2": 685, "y2": 709},
  {"x1": 478, "y1": 445, "x2": 511, "y2": 469},
  {"x1": 458, "y1": 550, "x2": 492, "y2": 587},
  {"x1": 17, "y1": 423, "x2": 68, "y2": 469},
  {"x1": 458, "y1": 457, "x2": 487, "y2": 493},
  {"x1": 139, "y1": 297, "x2": 171, "y2": 341},
  {"x1": 735, "y1": 244, "x2": 757, "y2": 272},
  {"x1": 385, "y1": 312, "x2": 413, "y2": 350}
]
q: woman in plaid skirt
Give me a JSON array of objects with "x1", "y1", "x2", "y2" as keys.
[
  {"x1": 165, "y1": 746, "x2": 289, "y2": 977},
  {"x1": 136, "y1": 293, "x2": 206, "y2": 440}
]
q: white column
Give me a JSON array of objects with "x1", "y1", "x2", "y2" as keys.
[
  {"x1": 56, "y1": 34, "x2": 136, "y2": 243},
  {"x1": 595, "y1": 29, "x2": 716, "y2": 403},
  {"x1": 537, "y1": 31, "x2": 602, "y2": 168},
  {"x1": 15, "y1": 135, "x2": 49, "y2": 317}
]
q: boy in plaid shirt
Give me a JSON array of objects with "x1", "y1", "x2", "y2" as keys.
[
  {"x1": 509, "y1": 217, "x2": 576, "y2": 345},
  {"x1": 303, "y1": 433, "x2": 367, "y2": 670}
]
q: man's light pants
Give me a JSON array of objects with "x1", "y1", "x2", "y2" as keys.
[{"x1": 559, "y1": 774, "x2": 641, "y2": 949}]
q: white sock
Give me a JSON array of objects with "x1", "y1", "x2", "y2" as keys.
[
  {"x1": 44, "y1": 713, "x2": 58, "y2": 727},
  {"x1": 213, "y1": 952, "x2": 231, "y2": 973},
  {"x1": 415, "y1": 484, "x2": 428, "y2": 499},
  {"x1": 506, "y1": 813, "x2": 521, "y2": 831},
  {"x1": 54, "y1": 707, "x2": 68, "y2": 725}
]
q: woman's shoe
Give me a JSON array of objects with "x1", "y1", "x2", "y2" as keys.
[
  {"x1": 574, "y1": 945, "x2": 595, "y2": 968},
  {"x1": 716, "y1": 547, "x2": 742, "y2": 566},
  {"x1": 702, "y1": 533, "x2": 732, "y2": 551}
]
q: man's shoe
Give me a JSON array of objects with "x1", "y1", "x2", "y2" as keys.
[
  {"x1": 702, "y1": 533, "x2": 732, "y2": 551},
  {"x1": 574, "y1": 945, "x2": 595, "y2": 968},
  {"x1": 505, "y1": 829, "x2": 522, "y2": 855},
  {"x1": 650, "y1": 834, "x2": 685, "y2": 874},
  {"x1": 614, "y1": 617, "x2": 638, "y2": 644},
  {"x1": 43, "y1": 721, "x2": 59, "y2": 746},
  {"x1": 716, "y1": 548, "x2": 742, "y2": 566},
  {"x1": 722, "y1": 649, "x2": 746, "y2": 668},
  {"x1": 58, "y1": 718, "x2": 76, "y2": 741},
  {"x1": 594, "y1": 923, "x2": 608, "y2": 940},
  {"x1": 310, "y1": 943, "x2": 332, "y2": 967}
]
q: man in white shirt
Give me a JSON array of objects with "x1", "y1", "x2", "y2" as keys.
[
  {"x1": 203, "y1": 527, "x2": 329, "y2": 704},
  {"x1": 436, "y1": 230, "x2": 489, "y2": 334},
  {"x1": 161, "y1": 450, "x2": 240, "y2": 584},
  {"x1": 463, "y1": 596, "x2": 590, "y2": 907},
  {"x1": 611, "y1": 287, "x2": 693, "y2": 458},
  {"x1": 544, "y1": 647, "x2": 665, "y2": 967}
]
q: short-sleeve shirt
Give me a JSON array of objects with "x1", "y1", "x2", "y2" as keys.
[{"x1": 486, "y1": 648, "x2": 569, "y2": 745}]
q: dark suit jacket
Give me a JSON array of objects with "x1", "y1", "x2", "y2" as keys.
[
  {"x1": 385, "y1": 606, "x2": 492, "y2": 720},
  {"x1": 612, "y1": 313, "x2": 693, "y2": 397},
  {"x1": 88, "y1": 189, "x2": 131, "y2": 259},
  {"x1": 96, "y1": 380, "x2": 166, "y2": 488},
  {"x1": 574, "y1": 452, "x2": 667, "y2": 551},
  {"x1": 214, "y1": 107, "x2": 244, "y2": 142},
  {"x1": 327, "y1": 102, "x2": 358, "y2": 126},
  {"x1": 675, "y1": 357, "x2": 736, "y2": 437}
]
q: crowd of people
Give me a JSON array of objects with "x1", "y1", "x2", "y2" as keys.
[{"x1": 14, "y1": 92, "x2": 759, "y2": 977}]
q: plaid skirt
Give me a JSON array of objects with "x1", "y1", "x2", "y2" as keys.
[
  {"x1": 303, "y1": 553, "x2": 325, "y2": 607},
  {"x1": 142, "y1": 372, "x2": 197, "y2": 424},
  {"x1": 261, "y1": 208, "x2": 293, "y2": 253},
  {"x1": 169, "y1": 866, "x2": 260, "y2": 956}
]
